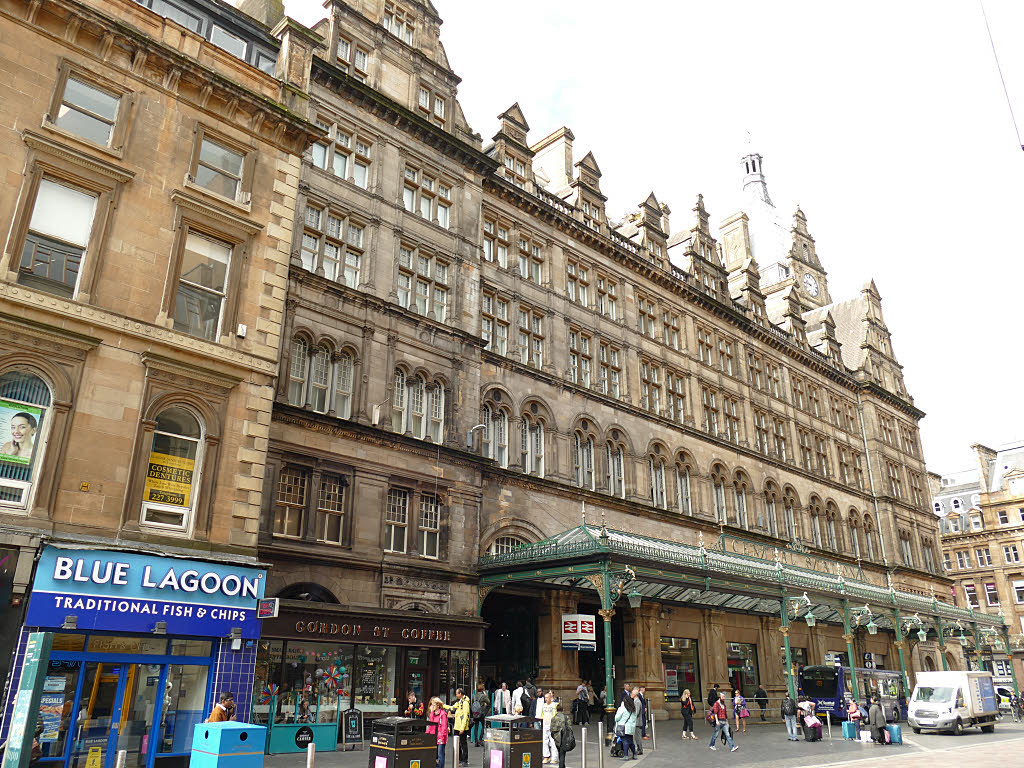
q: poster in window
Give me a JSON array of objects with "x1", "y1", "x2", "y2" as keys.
[
  {"x1": 0, "y1": 400, "x2": 43, "y2": 468},
  {"x1": 144, "y1": 452, "x2": 194, "y2": 507}
]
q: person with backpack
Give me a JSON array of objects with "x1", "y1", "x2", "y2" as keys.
[
  {"x1": 708, "y1": 691, "x2": 738, "y2": 752},
  {"x1": 539, "y1": 691, "x2": 558, "y2": 764},
  {"x1": 781, "y1": 692, "x2": 799, "y2": 741},
  {"x1": 511, "y1": 681, "x2": 526, "y2": 715},
  {"x1": 679, "y1": 688, "x2": 697, "y2": 740},
  {"x1": 472, "y1": 684, "x2": 491, "y2": 747},
  {"x1": 549, "y1": 702, "x2": 574, "y2": 768}
]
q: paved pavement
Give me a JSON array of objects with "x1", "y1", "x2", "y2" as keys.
[{"x1": 263, "y1": 718, "x2": 1024, "y2": 768}]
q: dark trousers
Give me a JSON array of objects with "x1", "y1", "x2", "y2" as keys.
[
  {"x1": 455, "y1": 730, "x2": 469, "y2": 764},
  {"x1": 681, "y1": 711, "x2": 693, "y2": 733},
  {"x1": 556, "y1": 748, "x2": 566, "y2": 768},
  {"x1": 620, "y1": 734, "x2": 636, "y2": 758}
]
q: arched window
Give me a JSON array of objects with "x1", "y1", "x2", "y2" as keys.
[
  {"x1": 952, "y1": 498, "x2": 962, "y2": 511},
  {"x1": 848, "y1": 511, "x2": 862, "y2": 558},
  {"x1": 606, "y1": 442, "x2": 625, "y2": 499},
  {"x1": 784, "y1": 494, "x2": 798, "y2": 542},
  {"x1": 481, "y1": 404, "x2": 509, "y2": 468},
  {"x1": 141, "y1": 406, "x2": 204, "y2": 532},
  {"x1": 933, "y1": 500, "x2": 943, "y2": 514},
  {"x1": 863, "y1": 515, "x2": 877, "y2": 560},
  {"x1": 733, "y1": 473, "x2": 749, "y2": 529},
  {"x1": 809, "y1": 499, "x2": 823, "y2": 547},
  {"x1": 520, "y1": 416, "x2": 544, "y2": 477},
  {"x1": 287, "y1": 336, "x2": 309, "y2": 406},
  {"x1": 764, "y1": 483, "x2": 779, "y2": 538},
  {"x1": 490, "y1": 535, "x2": 527, "y2": 555},
  {"x1": 574, "y1": 432, "x2": 595, "y2": 490},
  {"x1": 825, "y1": 509, "x2": 838, "y2": 551},
  {"x1": 408, "y1": 375, "x2": 426, "y2": 438},
  {"x1": 675, "y1": 458, "x2": 692, "y2": 516},
  {"x1": 391, "y1": 368, "x2": 407, "y2": 431},
  {"x1": 0, "y1": 370, "x2": 52, "y2": 509},
  {"x1": 649, "y1": 456, "x2": 666, "y2": 509},
  {"x1": 309, "y1": 345, "x2": 332, "y2": 413},
  {"x1": 970, "y1": 493, "x2": 980, "y2": 507},
  {"x1": 335, "y1": 351, "x2": 354, "y2": 419},
  {"x1": 711, "y1": 464, "x2": 727, "y2": 524},
  {"x1": 428, "y1": 384, "x2": 444, "y2": 442},
  {"x1": 392, "y1": 371, "x2": 438, "y2": 441}
]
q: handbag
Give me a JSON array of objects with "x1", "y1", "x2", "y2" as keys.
[
  {"x1": 740, "y1": 707, "x2": 750, "y2": 718},
  {"x1": 614, "y1": 724, "x2": 625, "y2": 737},
  {"x1": 705, "y1": 711, "x2": 716, "y2": 726}
]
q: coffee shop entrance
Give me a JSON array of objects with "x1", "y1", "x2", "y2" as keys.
[{"x1": 253, "y1": 602, "x2": 484, "y2": 751}]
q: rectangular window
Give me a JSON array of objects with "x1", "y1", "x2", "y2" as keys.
[
  {"x1": 385, "y1": 488, "x2": 409, "y2": 553},
  {"x1": 1004, "y1": 544, "x2": 1020, "y2": 563},
  {"x1": 723, "y1": 397, "x2": 740, "y2": 444},
  {"x1": 397, "y1": 245, "x2": 448, "y2": 322},
  {"x1": 955, "y1": 550, "x2": 970, "y2": 569},
  {"x1": 799, "y1": 430, "x2": 814, "y2": 471},
  {"x1": 599, "y1": 343, "x2": 621, "y2": 398},
  {"x1": 274, "y1": 467, "x2": 307, "y2": 537},
  {"x1": 998, "y1": 510, "x2": 1009, "y2": 525},
  {"x1": 701, "y1": 387, "x2": 718, "y2": 436},
  {"x1": 696, "y1": 327, "x2": 714, "y2": 366},
  {"x1": 772, "y1": 418, "x2": 788, "y2": 461},
  {"x1": 596, "y1": 275, "x2": 618, "y2": 320},
  {"x1": 662, "y1": 311, "x2": 680, "y2": 349},
  {"x1": 809, "y1": 385, "x2": 822, "y2": 418},
  {"x1": 879, "y1": 414, "x2": 895, "y2": 445},
  {"x1": 637, "y1": 295, "x2": 656, "y2": 338},
  {"x1": 1013, "y1": 580, "x2": 1024, "y2": 604},
  {"x1": 481, "y1": 290, "x2": 510, "y2": 356},
  {"x1": 517, "y1": 235, "x2": 543, "y2": 283},
  {"x1": 418, "y1": 493, "x2": 440, "y2": 559},
  {"x1": 51, "y1": 74, "x2": 122, "y2": 147},
  {"x1": 887, "y1": 462, "x2": 903, "y2": 499},
  {"x1": 319, "y1": 473, "x2": 345, "y2": 544},
  {"x1": 815, "y1": 435, "x2": 830, "y2": 477},
  {"x1": 964, "y1": 584, "x2": 980, "y2": 608},
  {"x1": 173, "y1": 232, "x2": 232, "y2": 341},
  {"x1": 337, "y1": 37, "x2": 369, "y2": 81},
  {"x1": 17, "y1": 179, "x2": 97, "y2": 299},
  {"x1": 210, "y1": 25, "x2": 246, "y2": 58},
  {"x1": 192, "y1": 134, "x2": 246, "y2": 202},
  {"x1": 639, "y1": 360, "x2": 661, "y2": 414},
  {"x1": 665, "y1": 372, "x2": 685, "y2": 424},
  {"x1": 747, "y1": 353, "x2": 764, "y2": 391},
  {"x1": 518, "y1": 306, "x2": 544, "y2": 367},
  {"x1": 568, "y1": 329, "x2": 592, "y2": 388},
  {"x1": 754, "y1": 411, "x2": 769, "y2": 456},
  {"x1": 568, "y1": 259, "x2": 591, "y2": 306},
  {"x1": 717, "y1": 338, "x2": 734, "y2": 375},
  {"x1": 301, "y1": 208, "x2": 364, "y2": 287},
  {"x1": 985, "y1": 582, "x2": 1000, "y2": 606},
  {"x1": 976, "y1": 547, "x2": 992, "y2": 566},
  {"x1": 403, "y1": 165, "x2": 451, "y2": 228},
  {"x1": 792, "y1": 377, "x2": 806, "y2": 410}
]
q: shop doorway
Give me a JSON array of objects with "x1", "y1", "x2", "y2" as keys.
[
  {"x1": 480, "y1": 594, "x2": 538, "y2": 686},
  {"x1": 726, "y1": 642, "x2": 759, "y2": 697}
]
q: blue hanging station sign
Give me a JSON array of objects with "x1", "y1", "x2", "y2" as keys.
[{"x1": 25, "y1": 547, "x2": 267, "y2": 638}]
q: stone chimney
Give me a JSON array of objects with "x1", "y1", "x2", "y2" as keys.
[
  {"x1": 972, "y1": 443, "x2": 997, "y2": 494},
  {"x1": 530, "y1": 127, "x2": 574, "y2": 192},
  {"x1": 237, "y1": 0, "x2": 285, "y2": 28}
]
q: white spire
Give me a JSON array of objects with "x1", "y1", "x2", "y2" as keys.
[{"x1": 741, "y1": 151, "x2": 772, "y2": 207}]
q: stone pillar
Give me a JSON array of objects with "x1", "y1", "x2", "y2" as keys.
[
  {"x1": 758, "y1": 616, "x2": 785, "y2": 696},
  {"x1": 698, "y1": 609, "x2": 728, "y2": 696},
  {"x1": 536, "y1": 590, "x2": 579, "y2": 700},
  {"x1": 625, "y1": 602, "x2": 666, "y2": 719}
]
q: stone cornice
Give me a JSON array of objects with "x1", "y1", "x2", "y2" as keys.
[{"x1": 23, "y1": 129, "x2": 135, "y2": 184}]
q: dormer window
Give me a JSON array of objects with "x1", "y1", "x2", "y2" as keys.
[
  {"x1": 416, "y1": 86, "x2": 446, "y2": 126},
  {"x1": 503, "y1": 155, "x2": 527, "y2": 189},
  {"x1": 383, "y1": 2, "x2": 415, "y2": 45},
  {"x1": 337, "y1": 37, "x2": 369, "y2": 82},
  {"x1": 581, "y1": 200, "x2": 600, "y2": 230}
]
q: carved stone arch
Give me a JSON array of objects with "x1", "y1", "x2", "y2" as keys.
[
  {"x1": 396, "y1": 601, "x2": 435, "y2": 613},
  {"x1": 675, "y1": 449, "x2": 696, "y2": 470},
  {"x1": 481, "y1": 383, "x2": 515, "y2": 405},
  {"x1": 763, "y1": 477, "x2": 782, "y2": 500},
  {"x1": 603, "y1": 423, "x2": 634, "y2": 454},
  {"x1": 409, "y1": 365, "x2": 432, "y2": 383},
  {"x1": 291, "y1": 326, "x2": 316, "y2": 346},
  {"x1": 142, "y1": 390, "x2": 222, "y2": 440},
  {"x1": 645, "y1": 438, "x2": 670, "y2": 458},
  {"x1": 569, "y1": 412, "x2": 602, "y2": 438},
  {"x1": 708, "y1": 458, "x2": 730, "y2": 481},
  {"x1": 848, "y1": 508, "x2": 861, "y2": 528},
  {"x1": 808, "y1": 494, "x2": 824, "y2": 514},
  {"x1": 277, "y1": 582, "x2": 341, "y2": 603},
  {"x1": 431, "y1": 372, "x2": 452, "y2": 390},
  {"x1": 782, "y1": 483, "x2": 801, "y2": 507},
  {"x1": 480, "y1": 520, "x2": 544, "y2": 552},
  {"x1": 519, "y1": 396, "x2": 555, "y2": 429},
  {"x1": 0, "y1": 354, "x2": 74, "y2": 404},
  {"x1": 312, "y1": 335, "x2": 337, "y2": 355},
  {"x1": 336, "y1": 342, "x2": 360, "y2": 364}
]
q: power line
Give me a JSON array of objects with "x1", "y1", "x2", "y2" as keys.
[{"x1": 979, "y1": 0, "x2": 1023, "y2": 151}]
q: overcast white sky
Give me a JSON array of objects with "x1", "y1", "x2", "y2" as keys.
[{"x1": 282, "y1": 0, "x2": 1024, "y2": 476}]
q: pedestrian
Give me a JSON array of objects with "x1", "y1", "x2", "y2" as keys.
[
  {"x1": 679, "y1": 688, "x2": 697, "y2": 740},
  {"x1": 472, "y1": 684, "x2": 491, "y2": 747},
  {"x1": 549, "y1": 702, "x2": 571, "y2": 768},
  {"x1": 406, "y1": 692, "x2": 425, "y2": 717},
  {"x1": 600, "y1": 685, "x2": 607, "y2": 713},
  {"x1": 576, "y1": 680, "x2": 591, "y2": 725},
  {"x1": 446, "y1": 688, "x2": 471, "y2": 767},
  {"x1": 540, "y1": 691, "x2": 559, "y2": 764},
  {"x1": 799, "y1": 698, "x2": 821, "y2": 742},
  {"x1": 206, "y1": 691, "x2": 235, "y2": 722},
  {"x1": 573, "y1": 679, "x2": 586, "y2": 725},
  {"x1": 587, "y1": 680, "x2": 597, "y2": 717},
  {"x1": 868, "y1": 696, "x2": 887, "y2": 744},
  {"x1": 754, "y1": 685, "x2": 768, "y2": 721},
  {"x1": 708, "y1": 691, "x2": 738, "y2": 752},
  {"x1": 733, "y1": 689, "x2": 749, "y2": 734},
  {"x1": 494, "y1": 682, "x2": 512, "y2": 716},
  {"x1": 620, "y1": 683, "x2": 632, "y2": 707},
  {"x1": 781, "y1": 692, "x2": 799, "y2": 741},
  {"x1": 706, "y1": 683, "x2": 720, "y2": 708},
  {"x1": 512, "y1": 681, "x2": 526, "y2": 715},
  {"x1": 427, "y1": 697, "x2": 450, "y2": 768},
  {"x1": 847, "y1": 698, "x2": 862, "y2": 732},
  {"x1": 614, "y1": 692, "x2": 638, "y2": 759},
  {"x1": 525, "y1": 678, "x2": 538, "y2": 717},
  {"x1": 637, "y1": 687, "x2": 648, "y2": 740}
]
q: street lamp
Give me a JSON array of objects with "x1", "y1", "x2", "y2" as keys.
[
  {"x1": 851, "y1": 605, "x2": 878, "y2": 635},
  {"x1": 788, "y1": 592, "x2": 816, "y2": 627},
  {"x1": 626, "y1": 588, "x2": 643, "y2": 610}
]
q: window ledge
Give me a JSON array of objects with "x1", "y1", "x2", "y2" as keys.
[
  {"x1": 182, "y1": 178, "x2": 253, "y2": 217},
  {"x1": 40, "y1": 119, "x2": 126, "y2": 161},
  {"x1": 170, "y1": 189, "x2": 263, "y2": 235},
  {"x1": 24, "y1": 129, "x2": 135, "y2": 184}
]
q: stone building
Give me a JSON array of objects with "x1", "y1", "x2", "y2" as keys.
[
  {"x1": 239, "y1": 0, "x2": 1001, "y2": 730},
  {"x1": 936, "y1": 441, "x2": 1024, "y2": 687},
  {"x1": 0, "y1": 0, "x2": 316, "y2": 760}
]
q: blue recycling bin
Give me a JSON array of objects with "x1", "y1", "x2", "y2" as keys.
[{"x1": 192, "y1": 722, "x2": 267, "y2": 768}]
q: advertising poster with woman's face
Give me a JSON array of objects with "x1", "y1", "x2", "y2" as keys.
[{"x1": 0, "y1": 400, "x2": 43, "y2": 467}]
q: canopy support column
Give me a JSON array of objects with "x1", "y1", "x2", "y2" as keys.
[
  {"x1": 1003, "y1": 626, "x2": 1019, "y2": 696},
  {"x1": 780, "y1": 589, "x2": 796, "y2": 699},
  {"x1": 893, "y1": 608, "x2": 909, "y2": 697},
  {"x1": 842, "y1": 600, "x2": 861, "y2": 703}
]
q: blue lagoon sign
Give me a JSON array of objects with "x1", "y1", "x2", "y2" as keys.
[{"x1": 26, "y1": 547, "x2": 266, "y2": 638}]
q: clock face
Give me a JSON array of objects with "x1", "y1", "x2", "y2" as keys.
[{"x1": 802, "y1": 273, "x2": 820, "y2": 297}]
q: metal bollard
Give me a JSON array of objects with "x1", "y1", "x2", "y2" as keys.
[
  {"x1": 581, "y1": 726, "x2": 587, "y2": 768},
  {"x1": 826, "y1": 712, "x2": 831, "y2": 741},
  {"x1": 115, "y1": 751, "x2": 126, "y2": 768},
  {"x1": 307, "y1": 742, "x2": 316, "y2": 768},
  {"x1": 597, "y1": 720, "x2": 604, "y2": 768},
  {"x1": 649, "y1": 713, "x2": 656, "y2": 750},
  {"x1": 453, "y1": 734, "x2": 459, "y2": 766}
]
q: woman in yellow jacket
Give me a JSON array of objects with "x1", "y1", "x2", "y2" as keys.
[{"x1": 446, "y1": 688, "x2": 472, "y2": 767}]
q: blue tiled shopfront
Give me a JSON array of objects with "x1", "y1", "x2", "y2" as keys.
[{"x1": 0, "y1": 546, "x2": 266, "y2": 768}]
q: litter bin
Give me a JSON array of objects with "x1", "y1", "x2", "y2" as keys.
[
  {"x1": 368, "y1": 717, "x2": 435, "y2": 768},
  {"x1": 191, "y1": 722, "x2": 267, "y2": 768},
  {"x1": 483, "y1": 715, "x2": 541, "y2": 768}
]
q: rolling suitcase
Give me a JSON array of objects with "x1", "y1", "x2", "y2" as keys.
[
  {"x1": 885, "y1": 724, "x2": 903, "y2": 745},
  {"x1": 842, "y1": 720, "x2": 857, "y2": 740}
]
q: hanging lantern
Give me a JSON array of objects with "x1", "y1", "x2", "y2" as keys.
[
  {"x1": 917, "y1": 628, "x2": 927, "y2": 643},
  {"x1": 866, "y1": 619, "x2": 878, "y2": 635},
  {"x1": 627, "y1": 589, "x2": 643, "y2": 609},
  {"x1": 804, "y1": 610, "x2": 816, "y2": 628}
]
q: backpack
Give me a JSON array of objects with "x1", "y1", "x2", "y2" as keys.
[
  {"x1": 858, "y1": 705, "x2": 868, "y2": 720},
  {"x1": 560, "y1": 725, "x2": 576, "y2": 752},
  {"x1": 521, "y1": 691, "x2": 532, "y2": 713},
  {"x1": 471, "y1": 699, "x2": 482, "y2": 717}
]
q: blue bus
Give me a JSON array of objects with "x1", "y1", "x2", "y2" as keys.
[{"x1": 798, "y1": 665, "x2": 903, "y2": 721}]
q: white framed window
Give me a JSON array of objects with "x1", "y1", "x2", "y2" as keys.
[
  {"x1": 964, "y1": 584, "x2": 979, "y2": 608},
  {"x1": 640, "y1": 360, "x2": 661, "y2": 415},
  {"x1": 520, "y1": 417, "x2": 544, "y2": 477},
  {"x1": 301, "y1": 206, "x2": 364, "y2": 287},
  {"x1": 312, "y1": 121, "x2": 372, "y2": 189},
  {"x1": 701, "y1": 388, "x2": 719, "y2": 436},
  {"x1": 785, "y1": 501, "x2": 797, "y2": 542},
  {"x1": 649, "y1": 457, "x2": 667, "y2": 509},
  {"x1": 662, "y1": 310, "x2": 680, "y2": 350},
  {"x1": 335, "y1": 352, "x2": 354, "y2": 419},
  {"x1": 481, "y1": 291, "x2": 510, "y2": 356},
  {"x1": 1004, "y1": 544, "x2": 1020, "y2": 563},
  {"x1": 308, "y1": 345, "x2": 332, "y2": 413},
  {"x1": 273, "y1": 466, "x2": 307, "y2": 538},
  {"x1": 0, "y1": 370, "x2": 53, "y2": 511},
  {"x1": 336, "y1": 36, "x2": 370, "y2": 82},
  {"x1": 596, "y1": 275, "x2": 618, "y2": 320},
  {"x1": 568, "y1": 329, "x2": 592, "y2": 388},
  {"x1": 998, "y1": 510, "x2": 1009, "y2": 525},
  {"x1": 956, "y1": 550, "x2": 971, "y2": 569},
  {"x1": 490, "y1": 535, "x2": 526, "y2": 555},
  {"x1": 574, "y1": 432, "x2": 595, "y2": 490},
  {"x1": 665, "y1": 371, "x2": 685, "y2": 424},
  {"x1": 567, "y1": 259, "x2": 590, "y2": 307},
  {"x1": 385, "y1": 488, "x2": 409, "y2": 553},
  {"x1": 502, "y1": 154, "x2": 527, "y2": 188},
  {"x1": 397, "y1": 244, "x2": 449, "y2": 322},
  {"x1": 933, "y1": 500, "x2": 944, "y2": 514},
  {"x1": 482, "y1": 405, "x2": 509, "y2": 468},
  {"x1": 606, "y1": 443, "x2": 625, "y2": 499},
  {"x1": 287, "y1": 336, "x2": 309, "y2": 406},
  {"x1": 754, "y1": 411, "x2": 770, "y2": 455},
  {"x1": 418, "y1": 493, "x2": 440, "y2": 559},
  {"x1": 210, "y1": 25, "x2": 246, "y2": 58},
  {"x1": 517, "y1": 235, "x2": 543, "y2": 283},
  {"x1": 1013, "y1": 580, "x2": 1024, "y2": 604},
  {"x1": 173, "y1": 232, "x2": 232, "y2": 341},
  {"x1": 414, "y1": 84, "x2": 446, "y2": 125},
  {"x1": 319, "y1": 473, "x2": 345, "y2": 544},
  {"x1": 599, "y1": 343, "x2": 621, "y2": 398},
  {"x1": 383, "y1": 2, "x2": 416, "y2": 44},
  {"x1": 676, "y1": 465, "x2": 692, "y2": 515},
  {"x1": 985, "y1": 583, "x2": 1000, "y2": 606},
  {"x1": 637, "y1": 295, "x2": 656, "y2": 338},
  {"x1": 976, "y1": 547, "x2": 992, "y2": 566},
  {"x1": 970, "y1": 514, "x2": 983, "y2": 531},
  {"x1": 713, "y1": 475, "x2": 727, "y2": 523},
  {"x1": 733, "y1": 482, "x2": 748, "y2": 529},
  {"x1": 391, "y1": 370, "x2": 443, "y2": 441}
]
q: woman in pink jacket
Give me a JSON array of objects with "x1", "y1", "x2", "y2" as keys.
[{"x1": 427, "y1": 697, "x2": 449, "y2": 768}]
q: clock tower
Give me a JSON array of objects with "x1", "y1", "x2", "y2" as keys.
[{"x1": 786, "y1": 205, "x2": 830, "y2": 309}]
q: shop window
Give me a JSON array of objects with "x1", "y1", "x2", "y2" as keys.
[
  {"x1": 140, "y1": 406, "x2": 204, "y2": 533},
  {"x1": 262, "y1": 640, "x2": 354, "y2": 726},
  {"x1": 354, "y1": 645, "x2": 397, "y2": 713},
  {"x1": 158, "y1": 663, "x2": 211, "y2": 755},
  {"x1": 0, "y1": 370, "x2": 52, "y2": 510},
  {"x1": 17, "y1": 178, "x2": 97, "y2": 299},
  {"x1": 661, "y1": 637, "x2": 700, "y2": 702},
  {"x1": 274, "y1": 467, "x2": 308, "y2": 538},
  {"x1": 727, "y1": 642, "x2": 759, "y2": 693}
]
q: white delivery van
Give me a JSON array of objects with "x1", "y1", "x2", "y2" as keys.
[{"x1": 907, "y1": 671, "x2": 999, "y2": 735}]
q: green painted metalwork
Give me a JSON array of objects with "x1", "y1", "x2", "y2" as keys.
[
  {"x1": 894, "y1": 608, "x2": 909, "y2": 695},
  {"x1": 780, "y1": 588, "x2": 797, "y2": 699},
  {"x1": 1002, "y1": 627, "x2": 1019, "y2": 696},
  {"x1": 842, "y1": 601, "x2": 861, "y2": 703},
  {"x1": 476, "y1": 524, "x2": 1006, "y2": 630}
]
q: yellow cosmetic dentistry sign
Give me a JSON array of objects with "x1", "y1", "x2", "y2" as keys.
[{"x1": 143, "y1": 451, "x2": 194, "y2": 506}]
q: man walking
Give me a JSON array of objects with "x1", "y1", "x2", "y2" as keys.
[
  {"x1": 708, "y1": 691, "x2": 738, "y2": 752},
  {"x1": 781, "y1": 692, "x2": 799, "y2": 741},
  {"x1": 706, "y1": 683, "x2": 719, "y2": 708},
  {"x1": 446, "y1": 688, "x2": 471, "y2": 767},
  {"x1": 754, "y1": 685, "x2": 768, "y2": 721},
  {"x1": 539, "y1": 691, "x2": 558, "y2": 764},
  {"x1": 637, "y1": 687, "x2": 648, "y2": 740}
]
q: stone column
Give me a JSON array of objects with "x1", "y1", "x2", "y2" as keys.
[
  {"x1": 698, "y1": 609, "x2": 728, "y2": 696},
  {"x1": 536, "y1": 590, "x2": 580, "y2": 700},
  {"x1": 625, "y1": 602, "x2": 666, "y2": 719}
]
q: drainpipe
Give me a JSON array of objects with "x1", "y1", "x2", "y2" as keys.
[{"x1": 856, "y1": 391, "x2": 889, "y2": 566}]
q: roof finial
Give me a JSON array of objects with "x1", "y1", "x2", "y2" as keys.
[
  {"x1": 581, "y1": 499, "x2": 587, "y2": 526},
  {"x1": 599, "y1": 508, "x2": 608, "y2": 537}
]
